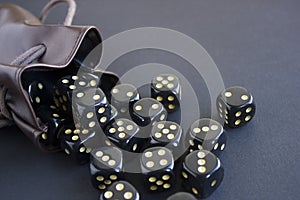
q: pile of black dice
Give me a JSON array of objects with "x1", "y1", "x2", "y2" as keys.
[{"x1": 26, "y1": 69, "x2": 256, "y2": 200}]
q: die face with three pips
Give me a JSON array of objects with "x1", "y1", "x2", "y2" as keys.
[
  {"x1": 217, "y1": 86, "x2": 256, "y2": 128},
  {"x1": 100, "y1": 181, "x2": 140, "y2": 200}
]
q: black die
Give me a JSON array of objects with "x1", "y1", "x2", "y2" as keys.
[
  {"x1": 73, "y1": 87, "x2": 111, "y2": 129},
  {"x1": 90, "y1": 147, "x2": 124, "y2": 191},
  {"x1": 131, "y1": 98, "x2": 167, "y2": 127},
  {"x1": 106, "y1": 118, "x2": 147, "y2": 152},
  {"x1": 181, "y1": 150, "x2": 224, "y2": 198},
  {"x1": 217, "y1": 86, "x2": 256, "y2": 128},
  {"x1": 141, "y1": 147, "x2": 175, "y2": 192},
  {"x1": 187, "y1": 118, "x2": 226, "y2": 156},
  {"x1": 36, "y1": 106, "x2": 68, "y2": 147},
  {"x1": 111, "y1": 84, "x2": 140, "y2": 117},
  {"x1": 27, "y1": 81, "x2": 54, "y2": 110},
  {"x1": 167, "y1": 192, "x2": 197, "y2": 200},
  {"x1": 151, "y1": 74, "x2": 181, "y2": 112},
  {"x1": 100, "y1": 181, "x2": 140, "y2": 200},
  {"x1": 58, "y1": 125, "x2": 95, "y2": 164}
]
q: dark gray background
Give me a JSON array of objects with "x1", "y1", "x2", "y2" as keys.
[{"x1": 0, "y1": 0, "x2": 300, "y2": 200}]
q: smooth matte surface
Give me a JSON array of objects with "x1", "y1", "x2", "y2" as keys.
[{"x1": 0, "y1": 0, "x2": 300, "y2": 200}]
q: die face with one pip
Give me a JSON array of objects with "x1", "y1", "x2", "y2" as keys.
[
  {"x1": 217, "y1": 86, "x2": 256, "y2": 128},
  {"x1": 181, "y1": 150, "x2": 224, "y2": 198}
]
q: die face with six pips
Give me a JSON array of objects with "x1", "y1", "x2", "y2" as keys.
[{"x1": 217, "y1": 86, "x2": 256, "y2": 128}]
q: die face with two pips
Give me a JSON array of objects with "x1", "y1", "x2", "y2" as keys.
[
  {"x1": 100, "y1": 181, "x2": 140, "y2": 200},
  {"x1": 140, "y1": 147, "x2": 175, "y2": 192},
  {"x1": 90, "y1": 147, "x2": 124, "y2": 191},
  {"x1": 188, "y1": 118, "x2": 226, "y2": 156},
  {"x1": 181, "y1": 150, "x2": 224, "y2": 198},
  {"x1": 217, "y1": 86, "x2": 256, "y2": 128},
  {"x1": 27, "y1": 81, "x2": 54, "y2": 110},
  {"x1": 151, "y1": 74, "x2": 181, "y2": 112}
]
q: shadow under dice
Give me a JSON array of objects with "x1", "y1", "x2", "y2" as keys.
[
  {"x1": 100, "y1": 181, "x2": 140, "y2": 200},
  {"x1": 90, "y1": 147, "x2": 124, "y2": 191},
  {"x1": 151, "y1": 74, "x2": 181, "y2": 113},
  {"x1": 141, "y1": 147, "x2": 175, "y2": 192},
  {"x1": 110, "y1": 84, "x2": 140, "y2": 118},
  {"x1": 73, "y1": 87, "x2": 111, "y2": 129},
  {"x1": 131, "y1": 98, "x2": 167, "y2": 127},
  {"x1": 217, "y1": 86, "x2": 256, "y2": 128},
  {"x1": 187, "y1": 118, "x2": 226, "y2": 156},
  {"x1": 167, "y1": 192, "x2": 197, "y2": 200},
  {"x1": 181, "y1": 150, "x2": 224, "y2": 198}
]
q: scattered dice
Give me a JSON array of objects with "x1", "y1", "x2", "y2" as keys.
[
  {"x1": 181, "y1": 150, "x2": 224, "y2": 198},
  {"x1": 90, "y1": 147, "x2": 124, "y2": 190},
  {"x1": 187, "y1": 118, "x2": 226, "y2": 156},
  {"x1": 131, "y1": 98, "x2": 167, "y2": 127},
  {"x1": 141, "y1": 147, "x2": 175, "y2": 192},
  {"x1": 151, "y1": 74, "x2": 181, "y2": 112},
  {"x1": 100, "y1": 181, "x2": 140, "y2": 200},
  {"x1": 217, "y1": 86, "x2": 256, "y2": 128},
  {"x1": 111, "y1": 84, "x2": 140, "y2": 117}
]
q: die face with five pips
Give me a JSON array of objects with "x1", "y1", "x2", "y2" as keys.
[{"x1": 217, "y1": 86, "x2": 256, "y2": 128}]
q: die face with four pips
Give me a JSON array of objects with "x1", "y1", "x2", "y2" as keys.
[
  {"x1": 73, "y1": 87, "x2": 111, "y2": 129},
  {"x1": 217, "y1": 86, "x2": 256, "y2": 128},
  {"x1": 187, "y1": 118, "x2": 226, "y2": 156},
  {"x1": 151, "y1": 74, "x2": 181, "y2": 113},
  {"x1": 90, "y1": 147, "x2": 124, "y2": 191},
  {"x1": 181, "y1": 150, "x2": 224, "y2": 198},
  {"x1": 140, "y1": 147, "x2": 175, "y2": 192},
  {"x1": 100, "y1": 181, "x2": 140, "y2": 200},
  {"x1": 110, "y1": 84, "x2": 140, "y2": 118}
]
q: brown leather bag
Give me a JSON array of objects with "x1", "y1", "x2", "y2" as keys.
[{"x1": 0, "y1": 0, "x2": 115, "y2": 152}]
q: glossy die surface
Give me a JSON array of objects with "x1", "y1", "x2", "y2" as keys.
[
  {"x1": 90, "y1": 147, "x2": 124, "y2": 191},
  {"x1": 141, "y1": 147, "x2": 175, "y2": 192},
  {"x1": 151, "y1": 74, "x2": 181, "y2": 112},
  {"x1": 58, "y1": 124, "x2": 94, "y2": 164},
  {"x1": 217, "y1": 86, "x2": 256, "y2": 128},
  {"x1": 167, "y1": 192, "x2": 197, "y2": 200},
  {"x1": 27, "y1": 81, "x2": 54, "y2": 110},
  {"x1": 131, "y1": 98, "x2": 167, "y2": 127},
  {"x1": 100, "y1": 181, "x2": 140, "y2": 200},
  {"x1": 111, "y1": 84, "x2": 140, "y2": 117},
  {"x1": 181, "y1": 150, "x2": 224, "y2": 198},
  {"x1": 73, "y1": 87, "x2": 111, "y2": 128},
  {"x1": 187, "y1": 118, "x2": 226, "y2": 156},
  {"x1": 106, "y1": 118, "x2": 145, "y2": 152}
]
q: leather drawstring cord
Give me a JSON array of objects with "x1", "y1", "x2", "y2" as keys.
[{"x1": 0, "y1": 0, "x2": 76, "y2": 128}]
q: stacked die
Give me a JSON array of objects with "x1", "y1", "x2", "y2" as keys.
[{"x1": 25, "y1": 68, "x2": 256, "y2": 199}]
